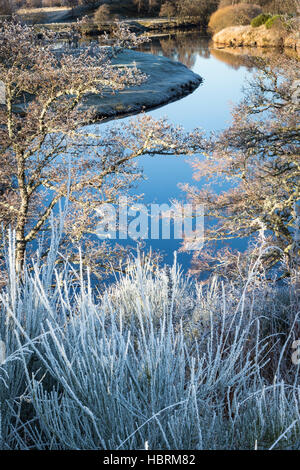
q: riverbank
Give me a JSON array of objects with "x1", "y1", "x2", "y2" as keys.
[
  {"x1": 14, "y1": 5, "x2": 205, "y2": 35},
  {"x1": 213, "y1": 25, "x2": 300, "y2": 56},
  {"x1": 34, "y1": 17, "x2": 204, "y2": 38},
  {"x1": 10, "y1": 48, "x2": 202, "y2": 122},
  {"x1": 83, "y1": 48, "x2": 202, "y2": 121}
]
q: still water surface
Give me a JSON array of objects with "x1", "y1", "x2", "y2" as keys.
[{"x1": 90, "y1": 32, "x2": 271, "y2": 270}]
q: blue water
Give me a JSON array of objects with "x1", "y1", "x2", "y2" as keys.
[{"x1": 88, "y1": 33, "x2": 256, "y2": 271}]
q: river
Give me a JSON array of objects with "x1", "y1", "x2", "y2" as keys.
[{"x1": 86, "y1": 32, "x2": 282, "y2": 272}]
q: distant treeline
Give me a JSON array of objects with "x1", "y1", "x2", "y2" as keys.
[{"x1": 1, "y1": 0, "x2": 298, "y2": 21}]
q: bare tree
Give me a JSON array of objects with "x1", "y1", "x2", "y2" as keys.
[
  {"x1": 181, "y1": 57, "x2": 300, "y2": 278},
  {"x1": 133, "y1": 0, "x2": 145, "y2": 14},
  {"x1": 159, "y1": 1, "x2": 177, "y2": 20},
  {"x1": 176, "y1": 0, "x2": 219, "y2": 21},
  {"x1": 148, "y1": 0, "x2": 158, "y2": 13},
  {"x1": 0, "y1": 0, "x2": 13, "y2": 15},
  {"x1": 0, "y1": 19, "x2": 193, "y2": 273}
]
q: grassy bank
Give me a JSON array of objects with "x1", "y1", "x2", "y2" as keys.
[
  {"x1": 0, "y1": 229, "x2": 299, "y2": 449},
  {"x1": 213, "y1": 24, "x2": 300, "y2": 56},
  {"x1": 32, "y1": 17, "x2": 206, "y2": 38}
]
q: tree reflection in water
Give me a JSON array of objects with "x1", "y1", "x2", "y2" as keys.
[
  {"x1": 138, "y1": 32, "x2": 210, "y2": 69},
  {"x1": 138, "y1": 31, "x2": 296, "y2": 71}
]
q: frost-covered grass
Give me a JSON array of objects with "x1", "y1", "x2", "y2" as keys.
[{"x1": 0, "y1": 231, "x2": 299, "y2": 450}]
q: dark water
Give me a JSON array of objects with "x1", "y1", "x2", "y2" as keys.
[{"x1": 86, "y1": 32, "x2": 267, "y2": 271}]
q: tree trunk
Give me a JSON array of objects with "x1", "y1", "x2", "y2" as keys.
[
  {"x1": 15, "y1": 232, "x2": 26, "y2": 273},
  {"x1": 15, "y1": 203, "x2": 28, "y2": 273},
  {"x1": 16, "y1": 151, "x2": 29, "y2": 273}
]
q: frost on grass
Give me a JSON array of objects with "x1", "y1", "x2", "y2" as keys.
[{"x1": 0, "y1": 231, "x2": 299, "y2": 450}]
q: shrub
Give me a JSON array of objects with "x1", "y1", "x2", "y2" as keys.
[
  {"x1": 251, "y1": 12, "x2": 272, "y2": 27},
  {"x1": 208, "y1": 4, "x2": 262, "y2": 34},
  {"x1": 159, "y1": 1, "x2": 177, "y2": 20},
  {"x1": 94, "y1": 4, "x2": 110, "y2": 26},
  {"x1": 265, "y1": 14, "x2": 286, "y2": 29}
]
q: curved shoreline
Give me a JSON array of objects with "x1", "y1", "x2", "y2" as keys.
[
  {"x1": 9, "y1": 48, "x2": 202, "y2": 123},
  {"x1": 81, "y1": 49, "x2": 202, "y2": 122}
]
